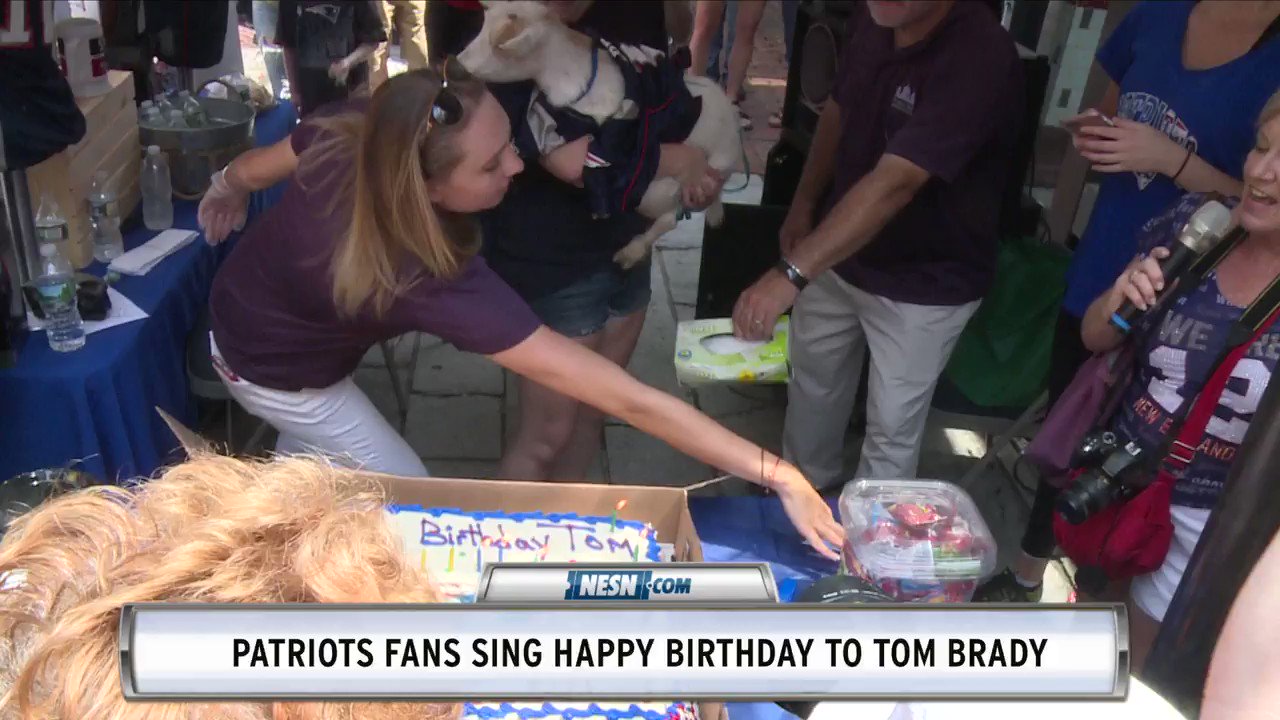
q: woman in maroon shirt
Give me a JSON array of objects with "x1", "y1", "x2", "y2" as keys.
[{"x1": 197, "y1": 65, "x2": 843, "y2": 557}]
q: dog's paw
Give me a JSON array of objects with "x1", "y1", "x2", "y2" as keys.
[{"x1": 613, "y1": 242, "x2": 650, "y2": 269}]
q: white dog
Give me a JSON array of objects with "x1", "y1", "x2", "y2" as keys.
[{"x1": 457, "y1": 1, "x2": 740, "y2": 268}]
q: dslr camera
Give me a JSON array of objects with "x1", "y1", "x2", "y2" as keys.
[{"x1": 1056, "y1": 431, "x2": 1151, "y2": 525}]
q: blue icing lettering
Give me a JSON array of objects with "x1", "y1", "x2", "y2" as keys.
[
  {"x1": 420, "y1": 519, "x2": 449, "y2": 546},
  {"x1": 462, "y1": 702, "x2": 689, "y2": 720},
  {"x1": 607, "y1": 537, "x2": 637, "y2": 556},
  {"x1": 536, "y1": 521, "x2": 596, "y2": 551},
  {"x1": 583, "y1": 534, "x2": 604, "y2": 551}
]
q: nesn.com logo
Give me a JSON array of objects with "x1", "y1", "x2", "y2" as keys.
[{"x1": 564, "y1": 570, "x2": 693, "y2": 600}]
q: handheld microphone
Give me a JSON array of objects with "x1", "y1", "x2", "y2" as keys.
[{"x1": 1110, "y1": 200, "x2": 1233, "y2": 334}]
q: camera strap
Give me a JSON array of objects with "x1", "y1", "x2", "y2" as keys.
[{"x1": 1157, "y1": 245, "x2": 1280, "y2": 474}]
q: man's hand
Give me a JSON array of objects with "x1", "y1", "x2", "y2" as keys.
[{"x1": 732, "y1": 269, "x2": 798, "y2": 341}]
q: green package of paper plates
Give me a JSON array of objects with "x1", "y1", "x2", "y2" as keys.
[{"x1": 673, "y1": 317, "x2": 790, "y2": 385}]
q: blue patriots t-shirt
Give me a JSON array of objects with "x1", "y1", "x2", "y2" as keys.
[
  {"x1": 1061, "y1": 0, "x2": 1280, "y2": 318},
  {"x1": 1110, "y1": 194, "x2": 1280, "y2": 510}
]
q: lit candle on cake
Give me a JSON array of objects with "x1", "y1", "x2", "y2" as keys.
[
  {"x1": 420, "y1": 549, "x2": 425, "y2": 571},
  {"x1": 611, "y1": 499, "x2": 627, "y2": 532},
  {"x1": 448, "y1": 547, "x2": 455, "y2": 572}
]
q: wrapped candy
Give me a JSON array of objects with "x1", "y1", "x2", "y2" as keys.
[{"x1": 838, "y1": 480, "x2": 996, "y2": 604}]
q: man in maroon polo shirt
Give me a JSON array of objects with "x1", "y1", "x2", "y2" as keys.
[{"x1": 732, "y1": 0, "x2": 1023, "y2": 489}]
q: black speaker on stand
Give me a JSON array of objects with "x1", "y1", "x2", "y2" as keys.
[
  {"x1": 762, "y1": 0, "x2": 855, "y2": 207},
  {"x1": 696, "y1": 1, "x2": 854, "y2": 319}
]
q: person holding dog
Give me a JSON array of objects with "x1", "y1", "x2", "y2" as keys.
[
  {"x1": 477, "y1": 0, "x2": 722, "y2": 484},
  {"x1": 197, "y1": 65, "x2": 842, "y2": 558}
]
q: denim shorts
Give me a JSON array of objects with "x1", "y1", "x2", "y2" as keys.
[{"x1": 527, "y1": 258, "x2": 653, "y2": 338}]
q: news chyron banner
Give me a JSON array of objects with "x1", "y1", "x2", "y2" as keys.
[
  {"x1": 118, "y1": 564, "x2": 1128, "y2": 702},
  {"x1": 476, "y1": 562, "x2": 779, "y2": 602}
]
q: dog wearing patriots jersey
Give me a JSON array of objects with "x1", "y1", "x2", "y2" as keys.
[{"x1": 458, "y1": 0, "x2": 739, "y2": 269}]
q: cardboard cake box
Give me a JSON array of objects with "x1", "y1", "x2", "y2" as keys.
[
  {"x1": 159, "y1": 410, "x2": 728, "y2": 720},
  {"x1": 26, "y1": 70, "x2": 141, "y2": 269}
]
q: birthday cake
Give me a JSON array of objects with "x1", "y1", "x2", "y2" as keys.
[
  {"x1": 385, "y1": 505, "x2": 698, "y2": 720},
  {"x1": 386, "y1": 506, "x2": 664, "y2": 603}
]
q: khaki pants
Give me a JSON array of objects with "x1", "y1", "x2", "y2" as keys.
[
  {"x1": 371, "y1": 0, "x2": 429, "y2": 89},
  {"x1": 783, "y1": 271, "x2": 979, "y2": 489}
]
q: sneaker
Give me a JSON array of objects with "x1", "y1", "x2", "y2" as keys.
[{"x1": 972, "y1": 568, "x2": 1043, "y2": 603}]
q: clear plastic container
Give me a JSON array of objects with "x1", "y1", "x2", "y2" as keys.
[{"x1": 838, "y1": 479, "x2": 997, "y2": 603}]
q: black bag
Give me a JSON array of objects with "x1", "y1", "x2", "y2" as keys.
[
  {"x1": 0, "y1": 0, "x2": 86, "y2": 170},
  {"x1": 143, "y1": 0, "x2": 229, "y2": 69}
]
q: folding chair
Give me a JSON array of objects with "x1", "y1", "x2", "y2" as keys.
[{"x1": 928, "y1": 375, "x2": 1047, "y2": 490}]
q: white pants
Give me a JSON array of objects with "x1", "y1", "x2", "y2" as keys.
[
  {"x1": 209, "y1": 334, "x2": 429, "y2": 477},
  {"x1": 783, "y1": 271, "x2": 979, "y2": 488}
]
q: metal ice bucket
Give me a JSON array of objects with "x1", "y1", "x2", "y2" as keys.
[{"x1": 137, "y1": 80, "x2": 256, "y2": 200}]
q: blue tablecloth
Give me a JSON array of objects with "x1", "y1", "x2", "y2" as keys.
[
  {"x1": 0, "y1": 101, "x2": 298, "y2": 483},
  {"x1": 691, "y1": 495, "x2": 842, "y2": 720}
]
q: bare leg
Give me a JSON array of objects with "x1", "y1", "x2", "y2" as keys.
[
  {"x1": 723, "y1": 0, "x2": 766, "y2": 103},
  {"x1": 500, "y1": 331, "x2": 606, "y2": 480},
  {"x1": 551, "y1": 308, "x2": 648, "y2": 479},
  {"x1": 688, "y1": 0, "x2": 726, "y2": 79}
]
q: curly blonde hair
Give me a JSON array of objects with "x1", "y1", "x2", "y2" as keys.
[{"x1": 0, "y1": 455, "x2": 458, "y2": 720}]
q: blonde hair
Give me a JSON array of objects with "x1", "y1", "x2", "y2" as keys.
[
  {"x1": 301, "y1": 65, "x2": 488, "y2": 318},
  {"x1": 0, "y1": 455, "x2": 457, "y2": 720},
  {"x1": 1262, "y1": 87, "x2": 1280, "y2": 128}
]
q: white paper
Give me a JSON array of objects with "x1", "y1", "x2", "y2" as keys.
[
  {"x1": 27, "y1": 287, "x2": 148, "y2": 336},
  {"x1": 108, "y1": 229, "x2": 198, "y2": 276},
  {"x1": 700, "y1": 333, "x2": 766, "y2": 355}
]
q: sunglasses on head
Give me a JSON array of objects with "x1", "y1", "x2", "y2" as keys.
[{"x1": 428, "y1": 57, "x2": 464, "y2": 129}]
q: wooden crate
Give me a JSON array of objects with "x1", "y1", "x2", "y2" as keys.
[{"x1": 26, "y1": 70, "x2": 140, "y2": 268}]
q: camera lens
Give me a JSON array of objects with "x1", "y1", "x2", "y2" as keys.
[{"x1": 1057, "y1": 472, "x2": 1120, "y2": 525}]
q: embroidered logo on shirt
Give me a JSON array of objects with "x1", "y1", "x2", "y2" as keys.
[
  {"x1": 301, "y1": 3, "x2": 342, "y2": 24},
  {"x1": 891, "y1": 84, "x2": 917, "y2": 115},
  {"x1": 1117, "y1": 92, "x2": 1200, "y2": 191}
]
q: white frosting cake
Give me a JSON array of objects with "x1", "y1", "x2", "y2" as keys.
[
  {"x1": 386, "y1": 506, "x2": 661, "y2": 603},
  {"x1": 385, "y1": 505, "x2": 697, "y2": 720}
]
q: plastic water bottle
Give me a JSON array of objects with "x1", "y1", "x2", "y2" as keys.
[
  {"x1": 154, "y1": 92, "x2": 174, "y2": 115},
  {"x1": 34, "y1": 193, "x2": 68, "y2": 247},
  {"x1": 33, "y1": 243, "x2": 85, "y2": 352},
  {"x1": 87, "y1": 171, "x2": 124, "y2": 262},
  {"x1": 166, "y1": 109, "x2": 188, "y2": 129},
  {"x1": 178, "y1": 90, "x2": 208, "y2": 127},
  {"x1": 142, "y1": 145, "x2": 174, "y2": 231}
]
